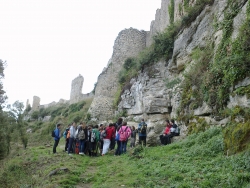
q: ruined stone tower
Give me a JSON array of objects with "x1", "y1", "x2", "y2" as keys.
[
  {"x1": 32, "y1": 96, "x2": 40, "y2": 111},
  {"x1": 70, "y1": 74, "x2": 84, "y2": 104}
]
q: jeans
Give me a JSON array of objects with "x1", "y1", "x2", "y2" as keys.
[
  {"x1": 120, "y1": 141, "x2": 127, "y2": 154},
  {"x1": 53, "y1": 139, "x2": 60, "y2": 153},
  {"x1": 79, "y1": 140, "x2": 85, "y2": 153},
  {"x1": 68, "y1": 138, "x2": 74, "y2": 154},
  {"x1": 115, "y1": 141, "x2": 121, "y2": 155}
]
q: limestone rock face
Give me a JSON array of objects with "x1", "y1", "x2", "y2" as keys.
[
  {"x1": 118, "y1": 61, "x2": 175, "y2": 116},
  {"x1": 232, "y1": 1, "x2": 248, "y2": 39},
  {"x1": 88, "y1": 28, "x2": 147, "y2": 120},
  {"x1": 146, "y1": 0, "x2": 170, "y2": 46},
  {"x1": 89, "y1": 0, "x2": 250, "y2": 145}
]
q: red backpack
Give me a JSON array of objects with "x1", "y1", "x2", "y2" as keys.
[{"x1": 119, "y1": 126, "x2": 128, "y2": 141}]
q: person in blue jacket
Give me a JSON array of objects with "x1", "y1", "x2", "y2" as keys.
[{"x1": 53, "y1": 123, "x2": 62, "y2": 154}]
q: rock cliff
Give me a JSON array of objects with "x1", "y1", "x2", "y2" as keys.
[{"x1": 89, "y1": 0, "x2": 250, "y2": 145}]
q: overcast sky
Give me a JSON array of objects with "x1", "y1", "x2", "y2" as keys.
[{"x1": 0, "y1": 0, "x2": 161, "y2": 106}]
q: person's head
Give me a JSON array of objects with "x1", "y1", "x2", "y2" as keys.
[
  {"x1": 117, "y1": 117, "x2": 123, "y2": 124},
  {"x1": 81, "y1": 122, "x2": 86, "y2": 129},
  {"x1": 171, "y1": 119, "x2": 175, "y2": 124},
  {"x1": 166, "y1": 119, "x2": 170, "y2": 125},
  {"x1": 109, "y1": 123, "x2": 113, "y2": 127},
  {"x1": 57, "y1": 123, "x2": 61, "y2": 129},
  {"x1": 141, "y1": 118, "x2": 144, "y2": 122},
  {"x1": 72, "y1": 122, "x2": 76, "y2": 127},
  {"x1": 122, "y1": 121, "x2": 127, "y2": 126},
  {"x1": 132, "y1": 126, "x2": 135, "y2": 131},
  {"x1": 100, "y1": 124, "x2": 103, "y2": 128},
  {"x1": 88, "y1": 125, "x2": 93, "y2": 130}
]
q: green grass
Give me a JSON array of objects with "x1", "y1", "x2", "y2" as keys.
[
  {"x1": 87, "y1": 128, "x2": 250, "y2": 188},
  {"x1": 1, "y1": 127, "x2": 250, "y2": 188}
]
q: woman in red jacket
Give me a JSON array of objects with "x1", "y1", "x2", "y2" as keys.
[
  {"x1": 102, "y1": 123, "x2": 115, "y2": 156},
  {"x1": 160, "y1": 120, "x2": 172, "y2": 145}
]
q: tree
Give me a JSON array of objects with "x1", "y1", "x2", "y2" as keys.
[{"x1": 0, "y1": 60, "x2": 10, "y2": 159}]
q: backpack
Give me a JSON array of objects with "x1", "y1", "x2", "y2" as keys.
[
  {"x1": 63, "y1": 128, "x2": 69, "y2": 138},
  {"x1": 119, "y1": 127, "x2": 128, "y2": 141},
  {"x1": 67, "y1": 131, "x2": 70, "y2": 139},
  {"x1": 140, "y1": 122, "x2": 147, "y2": 134},
  {"x1": 115, "y1": 131, "x2": 120, "y2": 141},
  {"x1": 78, "y1": 129, "x2": 85, "y2": 140},
  {"x1": 100, "y1": 130, "x2": 107, "y2": 140},
  {"x1": 51, "y1": 130, "x2": 56, "y2": 137},
  {"x1": 91, "y1": 131, "x2": 96, "y2": 142},
  {"x1": 175, "y1": 126, "x2": 180, "y2": 136}
]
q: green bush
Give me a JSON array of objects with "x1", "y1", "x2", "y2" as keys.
[{"x1": 223, "y1": 121, "x2": 250, "y2": 155}]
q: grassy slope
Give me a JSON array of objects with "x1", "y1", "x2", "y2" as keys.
[{"x1": 1, "y1": 127, "x2": 250, "y2": 188}]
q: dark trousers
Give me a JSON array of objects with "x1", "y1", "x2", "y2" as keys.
[
  {"x1": 89, "y1": 141, "x2": 97, "y2": 156},
  {"x1": 139, "y1": 136, "x2": 146, "y2": 146},
  {"x1": 65, "y1": 138, "x2": 69, "y2": 151},
  {"x1": 110, "y1": 138, "x2": 116, "y2": 150},
  {"x1": 84, "y1": 141, "x2": 89, "y2": 154},
  {"x1": 115, "y1": 141, "x2": 121, "y2": 155},
  {"x1": 160, "y1": 134, "x2": 172, "y2": 145},
  {"x1": 68, "y1": 138, "x2": 74, "y2": 154},
  {"x1": 53, "y1": 139, "x2": 60, "y2": 153}
]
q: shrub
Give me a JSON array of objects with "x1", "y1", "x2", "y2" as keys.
[{"x1": 223, "y1": 121, "x2": 250, "y2": 155}]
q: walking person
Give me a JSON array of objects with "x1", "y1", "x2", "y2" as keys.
[
  {"x1": 138, "y1": 119, "x2": 147, "y2": 147},
  {"x1": 53, "y1": 123, "x2": 61, "y2": 154}
]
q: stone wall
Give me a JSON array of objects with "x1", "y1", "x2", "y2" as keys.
[
  {"x1": 88, "y1": 28, "x2": 147, "y2": 120},
  {"x1": 70, "y1": 74, "x2": 84, "y2": 104}
]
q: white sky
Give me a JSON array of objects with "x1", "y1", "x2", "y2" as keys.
[{"x1": 0, "y1": 0, "x2": 161, "y2": 106}]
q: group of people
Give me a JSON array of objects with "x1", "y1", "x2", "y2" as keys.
[{"x1": 52, "y1": 118, "x2": 179, "y2": 155}]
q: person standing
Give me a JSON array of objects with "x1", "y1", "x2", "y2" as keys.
[
  {"x1": 78, "y1": 123, "x2": 86, "y2": 155},
  {"x1": 68, "y1": 122, "x2": 76, "y2": 155},
  {"x1": 138, "y1": 119, "x2": 147, "y2": 147},
  {"x1": 64, "y1": 124, "x2": 70, "y2": 152},
  {"x1": 130, "y1": 126, "x2": 137, "y2": 148},
  {"x1": 53, "y1": 123, "x2": 61, "y2": 154},
  {"x1": 102, "y1": 123, "x2": 115, "y2": 156},
  {"x1": 118, "y1": 122, "x2": 131, "y2": 154}
]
